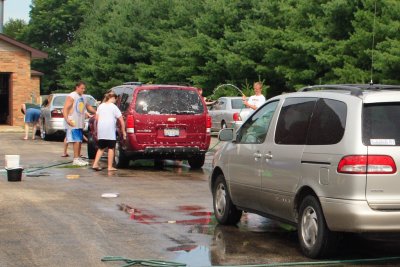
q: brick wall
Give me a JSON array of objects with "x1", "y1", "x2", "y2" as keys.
[{"x1": 0, "y1": 40, "x2": 41, "y2": 126}]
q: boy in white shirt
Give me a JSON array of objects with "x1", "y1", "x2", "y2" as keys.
[{"x1": 242, "y1": 82, "x2": 266, "y2": 110}]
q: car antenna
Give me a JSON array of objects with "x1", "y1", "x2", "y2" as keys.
[{"x1": 370, "y1": 0, "x2": 377, "y2": 85}]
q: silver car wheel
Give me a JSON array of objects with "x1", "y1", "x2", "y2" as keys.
[
  {"x1": 215, "y1": 183, "x2": 227, "y2": 217},
  {"x1": 301, "y1": 206, "x2": 318, "y2": 249}
]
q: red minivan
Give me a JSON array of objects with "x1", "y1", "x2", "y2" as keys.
[{"x1": 88, "y1": 83, "x2": 211, "y2": 169}]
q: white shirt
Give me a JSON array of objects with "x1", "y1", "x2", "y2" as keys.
[
  {"x1": 96, "y1": 103, "x2": 122, "y2": 140},
  {"x1": 248, "y1": 95, "x2": 266, "y2": 109}
]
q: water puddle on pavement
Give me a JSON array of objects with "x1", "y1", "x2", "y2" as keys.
[
  {"x1": 172, "y1": 246, "x2": 211, "y2": 267},
  {"x1": 115, "y1": 203, "x2": 400, "y2": 266}
]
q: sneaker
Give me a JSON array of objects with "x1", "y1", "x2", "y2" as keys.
[
  {"x1": 77, "y1": 158, "x2": 89, "y2": 166},
  {"x1": 73, "y1": 158, "x2": 88, "y2": 167}
]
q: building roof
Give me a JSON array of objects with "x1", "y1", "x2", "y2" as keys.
[
  {"x1": 31, "y1": 70, "x2": 44, "y2": 76},
  {"x1": 0, "y1": 33, "x2": 48, "y2": 59}
]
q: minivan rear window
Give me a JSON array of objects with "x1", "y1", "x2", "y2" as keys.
[
  {"x1": 135, "y1": 89, "x2": 204, "y2": 115},
  {"x1": 363, "y1": 103, "x2": 400, "y2": 146}
]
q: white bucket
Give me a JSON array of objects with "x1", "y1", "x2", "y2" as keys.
[{"x1": 5, "y1": 155, "x2": 20, "y2": 168}]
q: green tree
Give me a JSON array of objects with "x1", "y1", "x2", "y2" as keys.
[
  {"x1": 3, "y1": 19, "x2": 27, "y2": 39},
  {"x1": 60, "y1": 0, "x2": 400, "y2": 99},
  {"x1": 20, "y1": 0, "x2": 93, "y2": 93}
]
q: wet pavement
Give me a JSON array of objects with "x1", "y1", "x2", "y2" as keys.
[{"x1": 1, "y1": 133, "x2": 400, "y2": 266}]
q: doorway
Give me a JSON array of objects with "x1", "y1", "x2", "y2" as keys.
[{"x1": 0, "y1": 73, "x2": 10, "y2": 124}]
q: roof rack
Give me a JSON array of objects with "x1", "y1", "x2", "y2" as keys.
[
  {"x1": 299, "y1": 84, "x2": 400, "y2": 96},
  {"x1": 300, "y1": 85, "x2": 363, "y2": 96},
  {"x1": 123, "y1": 82, "x2": 143, "y2": 86}
]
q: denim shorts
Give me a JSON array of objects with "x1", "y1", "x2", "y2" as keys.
[{"x1": 25, "y1": 108, "x2": 41, "y2": 123}]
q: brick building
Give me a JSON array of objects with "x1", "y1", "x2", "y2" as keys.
[{"x1": 0, "y1": 33, "x2": 47, "y2": 126}]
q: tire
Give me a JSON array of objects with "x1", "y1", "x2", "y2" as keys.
[
  {"x1": 188, "y1": 154, "x2": 205, "y2": 169},
  {"x1": 114, "y1": 140, "x2": 130, "y2": 168},
  {"x1": 87, "y1": 133, "x2": 97, "y2": 160},
  {"x1": 154, "y1": 159, "x2": 164, "y2": 169},
  {"x1": 213, "y1": 174, "x2": 242, "y2": 225},
  {"x1": 221, "y1": 121, "x2": 227, "y2": 129},
  {"x1": 298, "y1": 195, "x2": 339, "y2": 258}
]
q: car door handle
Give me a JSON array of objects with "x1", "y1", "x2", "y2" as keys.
[
  {"x1": 253, "y1": 152, "x2": 262, "y2": 159},
  {"x1": 265, "y1": 152, "x2": 273, "y2": 160}
]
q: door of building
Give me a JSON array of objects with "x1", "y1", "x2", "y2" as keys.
[{"x1": 0, "y1": 73, "x2": 10, "y2": 124}]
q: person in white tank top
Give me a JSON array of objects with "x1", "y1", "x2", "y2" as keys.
[{"x1": 63, "y1": 81, "x2": 97, "y2": 166}]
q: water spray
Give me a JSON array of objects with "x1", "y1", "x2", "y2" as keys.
[{"x1": 212, "y1": 83, "x2": 245, "y2": 98}]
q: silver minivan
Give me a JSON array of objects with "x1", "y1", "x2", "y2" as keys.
[{"x1": 210, "y1": 84, "x2": 400, "y2": 258}]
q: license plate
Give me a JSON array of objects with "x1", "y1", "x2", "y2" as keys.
[{"x1": 164, "y1": 128, "x2": 179, "y2": 137}]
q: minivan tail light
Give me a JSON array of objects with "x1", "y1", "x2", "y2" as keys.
[
  {"x1": 51, "y1": 109, "x2": 63, "y2": 118},
  {"x1": 126, "y1": 115, "x2": 135, "y2": 134},
  {"x1": 206, "y1": 115, "x2": 211, "y2": 133},
  {"x1": 233, "y1": 112, "x2": 241, "y2": 121},
  {"x1": 337, "y1": 155, "x2": 396, "y2": 174}
]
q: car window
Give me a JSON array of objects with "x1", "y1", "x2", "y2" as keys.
[
  {"x1": 118, "y1": 88, "x2": 133, "y2": 111},
  {"x1": 125, "y1": 88, "x2": 134, "y2": 110},
  {"x1": 275, "y1": 98, "x2": 316, "y2": 145},
  {"x1": 306, "y1": 99, "x2": 347, "y2": 145},
  {"x1": 237, "y1": 101, "x2": 278, "y2": 144},
  {"x1": 84, "y1": 96, "x2": 97, "y2": 107},
  {"x1": 135, "y1": 88, "x2": 204, "y2": 115},
  {"x1": 363, "y1": 103, "x2": 400, "y2": 146},
  {"x1": 52, "y1": 96, "x2": 67, "y2": 107},
  {"x1": 211, "y1": 100, "x2": 223, "y2": 110},
  {"x1": 219, "y1": 100, "x2": 226, "y2": 110},
  {"x1": 113, "y1": 86, "x2": 126, "y2": 109},
  {"x1": 231, "y1": 99, "x2": 244, "y2": 109}
]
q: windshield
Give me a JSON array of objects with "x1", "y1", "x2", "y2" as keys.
[
  {"x1": 135, "y1": 89, "x2": 204, "y2": 115},
  {"x1": 363, "y1": 103, "x2": 400, "y2": 146},
  {"x1": 231, "y1": 99, "x2": 245, "y2": 109}
]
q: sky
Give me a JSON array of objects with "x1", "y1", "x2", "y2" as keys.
[{"x1": 4, "y1": 0, "x2": 32, "y2": 23}]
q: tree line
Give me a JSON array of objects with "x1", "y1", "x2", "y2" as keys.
[{"x1": 5, "y1": 0, "x2": 400, "y2": 99}]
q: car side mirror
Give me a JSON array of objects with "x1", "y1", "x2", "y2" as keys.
[{"x1": 218, "y1": 128, "x2": 234, "y2": 142}]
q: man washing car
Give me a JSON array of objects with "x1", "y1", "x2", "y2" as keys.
[{"x1": 63, "y1": 81, "x2": 96, "y2": 166}]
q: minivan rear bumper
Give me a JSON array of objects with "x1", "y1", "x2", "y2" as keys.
[
  {"x1": 124, "y1": 146, "x2": 207, "y2": 159},
  {"x1": 144, "y1": 147, "x2": 203, "y2": 154},
  {"x1": 320, "y1": 197, "x2": 400, "y2": 232}
]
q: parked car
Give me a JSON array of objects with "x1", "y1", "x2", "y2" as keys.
[
  {"x1": 210, "y1": 84, "x2": 400, "y2": 258},
  {"x1": 208, "y1": 97, "x2": 252, "y2": 132},
  {"x1": 87, "y1": 83, "x2": 211, "y2": 169},
  {"x1": 40, "y1": 93, "x2": 98, "y2": 140}
]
